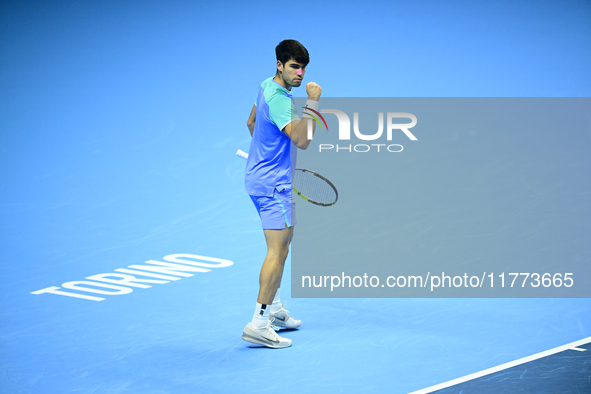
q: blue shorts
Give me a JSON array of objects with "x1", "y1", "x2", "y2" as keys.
[{"x1": 250, "y1": 187, "x2": 296, "y2": 230}]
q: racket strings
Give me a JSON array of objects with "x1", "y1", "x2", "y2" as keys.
[{"x1": 293, "y1": 170, "x2": 337, "y2": 205}]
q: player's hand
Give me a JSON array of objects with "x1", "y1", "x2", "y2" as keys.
[{"x1": 306, "y1": 82, "x2": 322, "y2": 101}]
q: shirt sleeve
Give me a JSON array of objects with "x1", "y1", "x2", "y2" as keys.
[{"x1": 267, "y1": 93, "x2": 299, "y2": 132}]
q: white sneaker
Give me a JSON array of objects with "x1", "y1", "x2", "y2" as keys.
[
  {"x1": 242, "y1": 322, "x2": 292, "y2": 348},
  {"x1": 269, "y1": 304, "x2": 301, "y2": 330}
]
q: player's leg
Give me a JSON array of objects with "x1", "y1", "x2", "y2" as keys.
[
  {"x1": 267, "y1": 227, "x2": 301, "y2": 329},
  {"x1": 265, "y1": 226, "x2": 291, "y2": 312},
  {"x1": 266, "y1": 226, "x2": 293, "y2": 301},
  {"x1": 242, "y1": 192, "x2": 294, "y2": 348},
  {"x1": 242, "y1": 227, "x2": 293, "y2": 348},
  {"x1": 257, "y1": 226, "x2": 292, "y2": 305}
]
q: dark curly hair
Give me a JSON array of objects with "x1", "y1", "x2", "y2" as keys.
[{"x1": 275, "y1": 39, "x2": 309, "y2": 66}]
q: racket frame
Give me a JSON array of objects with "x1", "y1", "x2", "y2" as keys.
[{"x1": 292, "y1": 168, "x2": 338, "y2": 206}]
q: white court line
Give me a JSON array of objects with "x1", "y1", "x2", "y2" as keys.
[{"x1": 408, "y1": 336, "x2": 591, "y2": 394}]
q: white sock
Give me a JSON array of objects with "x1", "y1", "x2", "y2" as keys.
[
  {"x1": 270, "y1": 288, "x2": 282, "y2": 313},
  {"x1": 251, "y1": 303, "x2": 269, "y2": 328}
]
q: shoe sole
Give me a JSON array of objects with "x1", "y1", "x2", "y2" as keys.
[
  {"x1": 273, "y1": 326, "x2": 300, "y2": 331},
  {"x1": 270, "y1": 318, "x2": 302, "y2": 330},
  {"x1": 241, "y1": 333, "x2": 292, "y2": 349}
]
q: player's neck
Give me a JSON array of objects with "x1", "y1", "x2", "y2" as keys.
[{"x1": 273, "y1": 74, "x2": 292, "y2": 91}]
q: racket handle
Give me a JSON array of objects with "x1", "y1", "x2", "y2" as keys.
[{"x1": 236, "y1": 149, "x2": 249, "y2": 160}]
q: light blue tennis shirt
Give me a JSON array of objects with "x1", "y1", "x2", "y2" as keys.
[{"x1": 245, "y1": 77, "x2": 299, "y2": 197}]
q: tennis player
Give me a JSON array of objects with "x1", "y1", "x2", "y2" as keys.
[{"x1": 242, "y1": 39, "x2": 322, "y2": 348}]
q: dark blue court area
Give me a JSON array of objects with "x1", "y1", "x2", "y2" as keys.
[
  {"x1": 1, "y1": 1, "x2": 590, "y2": 393},
  {"x1": 426, "y1": 339, "x2": 591, "y2": 393}
]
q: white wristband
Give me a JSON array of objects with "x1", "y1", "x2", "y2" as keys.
[{"x1": 302, "y1": 99, "x2": 319, "y2": 119}]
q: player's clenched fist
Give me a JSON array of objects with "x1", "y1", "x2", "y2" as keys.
[{"x1": 306, "y1": 82, "x2": 322, "y2": 101}]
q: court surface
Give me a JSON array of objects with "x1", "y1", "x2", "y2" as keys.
[
  {"x1": 1, "y1": 1, "x2": 590, "y2": 393},
  {"x1": 2, "y1": 132, "x2": 590, "y2": 392}
]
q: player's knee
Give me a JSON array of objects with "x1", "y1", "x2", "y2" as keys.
[{"x1": 267, "y1": 248, "x2": 288, "y2": 264}]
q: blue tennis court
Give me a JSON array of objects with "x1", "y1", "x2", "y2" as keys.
[{"x1": 1, "y1": 1, "x2": 590, "y2": 393}]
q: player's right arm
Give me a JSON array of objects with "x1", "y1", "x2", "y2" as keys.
[
  {"x1": 247, "y1": 104, "x2": 256, "y2": 136},
  {"x1": 283, "y1": 82, "x2": 322, "y2": 150}
]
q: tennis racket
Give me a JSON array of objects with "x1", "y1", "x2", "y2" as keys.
[{"x1": 236, "y1": 149, "x2": 338, "y2": 207}]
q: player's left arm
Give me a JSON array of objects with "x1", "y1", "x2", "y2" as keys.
[{"x1": 247, "y1": 104, "x2": 256, "y2": 136}]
